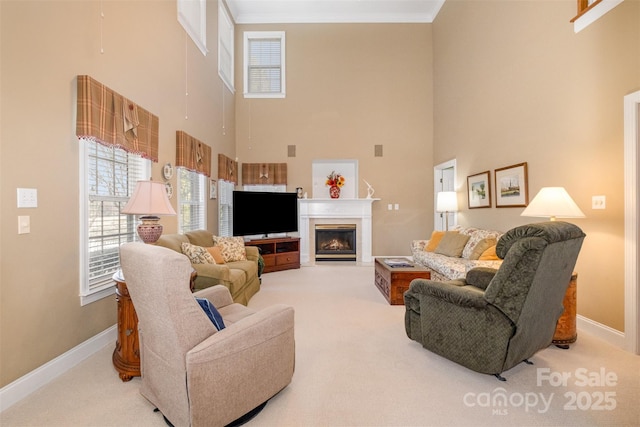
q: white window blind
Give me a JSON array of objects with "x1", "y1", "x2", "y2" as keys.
[
  {"x1": 218, "y1": 179, "x2": 235, "y2": 237},
  {"x1": 218, "y1": 1, "x2": 234, "y2": 92},
  {"x1": 244, "y1": 31, "x2": 286, "y2": 98},
  {"x1": 80, "y1": 138, "x2": 150, "y2": 305},
  {"x1": 178, "y1": 167, "x2": 207, "y2": 233}
]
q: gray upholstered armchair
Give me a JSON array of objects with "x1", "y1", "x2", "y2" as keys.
[
  {"x1": 404, "y1": 221, "x2": 585, "y2": 380},
  {"x1": 119, "y1": 242, "x2": 295, "y2": 426}
]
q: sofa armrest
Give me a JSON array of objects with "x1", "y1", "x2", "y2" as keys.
[
  {"x1": 193, "y1": 285, "x2": 234, "y2": 308},
  {"x1": 411, "y1": 239, "x2": 429, "y2": 253},
  {"x1": 244, "y1": 245, "x2": 260, "y2": 262},
  {"x1": 191, "y1": 263, "x2": 231, "y2": 282}
]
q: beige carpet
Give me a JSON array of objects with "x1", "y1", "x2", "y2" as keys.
[{"x1": 2, "y1": 264, "x2": 639, "y2": 426}]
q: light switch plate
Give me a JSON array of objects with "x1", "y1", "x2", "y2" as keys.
[
  {"x1": 18, "y1": 215, "x2": 30, "y2": 234},
  {"x1": 592, "y1": 195, "x2": 606, "y2": 210},
  {"x1": 17, "y1": 188, "x2": 37, "y2": 208}
]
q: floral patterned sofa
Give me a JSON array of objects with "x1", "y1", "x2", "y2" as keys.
[{"x1": 410, "y1": 225, "x2": 504, "y2": 282}]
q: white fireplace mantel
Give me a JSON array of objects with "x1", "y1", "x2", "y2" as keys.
[{"x1": 298, "y1": 198, "x2": 379, "y2": 265}]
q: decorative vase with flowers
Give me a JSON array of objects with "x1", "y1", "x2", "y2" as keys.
[{"x1": 326, "y1": 171, "x2": 345, "y2": 199}]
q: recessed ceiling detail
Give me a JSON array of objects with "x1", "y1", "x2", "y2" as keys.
[{"x1": 225, "y1": 0, "x2": 446, "y2": 24}]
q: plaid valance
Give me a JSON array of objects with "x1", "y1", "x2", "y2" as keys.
[
  {"x1": 76, "y1": 75, "x2": 158, "y2": 161},
  {"x1": 242, "y1": 163, "x2": 288, "y2": 185},
  {"x1": 176, "y1": 131, "x2": 211, "y2": 177},
  {"x1": 218, "y1": 154, "x2": 238, "y2": 184}
]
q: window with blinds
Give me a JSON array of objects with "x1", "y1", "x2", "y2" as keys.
[
  {"x1": 178, "y1": 167, "x2": 207, "y2": 234},
  {"x1": 80, "y1": 138, "x2": 150, "y2": 305},
  {"x1": 218, "y1": 180, "x2": 235, "y2": 237},
  {"x1": 243, "y1": 31, "x2": 286, "y2": 98},
  {"x1": 218, "y1": 1, "x2": 234, "y2": 92}
]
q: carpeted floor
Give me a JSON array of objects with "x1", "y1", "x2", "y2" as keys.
[{"x1": 2, "y1": 264, "x2": 639, "y2": 426}]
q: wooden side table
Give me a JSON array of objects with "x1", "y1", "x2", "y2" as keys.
[
  {"x1": 112, "y1": 270, "x2": 140, "y2": 382},
  {"x1": 112, "y1": 269, "x2": 196, "y2": 381},
  {"x1": 553, "y1": 273, "x2": 578, "y2": 349}
]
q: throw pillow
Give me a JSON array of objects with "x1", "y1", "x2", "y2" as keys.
[
  {"x1": 479, "y1": 245, "x2": 500, "y2": 261},
  {"x1": 181, "y1": 242, "x2": 216, "y2": 264},
  {"x1": 212, "y1": 236, "x2": 247, "y2": 262},
  {"x1": 434, "y1": 232, "x2": 470, "y2": 258},
  {"x1": 195, "y1": 297, "x2": 225, "y2": 330},
  {"x1": 206, "y1": 246, "x2": 226, "y2": 264},
  {"x1": 468, "y1": 238, "x2": 497, "y2": 260},
  {"x1": 461, "y1": 229, "x2": 503, "y2": 259},
  {"x1": 424, "y1": 230, "x2": 448, "y2": 252}
]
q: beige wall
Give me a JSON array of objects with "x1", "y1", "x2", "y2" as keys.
[
  {"x1": 234, "y1": 23, "x2": 434, "y2": 256},
  {"x1": 0, "y1": 0, "x2": 232, "y2": 386},
  {"x1": 433, "y1": 0, "x2": 640, "y2": 331}
]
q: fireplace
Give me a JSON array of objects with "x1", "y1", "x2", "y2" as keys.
[{"x1": 315, "y1": 224, "x2": 357, "y2": 261}]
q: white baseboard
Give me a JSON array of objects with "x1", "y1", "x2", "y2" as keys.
[
  {"x1": 0, "y1": 325, "x2": 117, "y2": 413},
  {"x1": 577, "y1": 314, "x2": 627, "y2": 349}
]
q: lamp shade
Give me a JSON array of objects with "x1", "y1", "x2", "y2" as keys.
[
  {"x1": 121, "y1": 180, "x2": 176, "y2": 216},
  {"x1": 436, "y1": 191, "x2": 458, "y2": 213},
  {"x1": 520, "y1": 187, "x2": 585, "y2": 221}
]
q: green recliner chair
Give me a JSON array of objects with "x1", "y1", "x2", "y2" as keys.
[{"x1": 404, "y1": 221, "x2": 586, "y2": 380}]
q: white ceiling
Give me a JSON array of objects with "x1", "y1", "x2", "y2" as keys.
[{"x1": 225, "y1": 0, "x2": 446, "y2": 24}]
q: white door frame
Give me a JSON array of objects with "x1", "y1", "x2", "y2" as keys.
[
  {"x1": 623, "y1": 90, "x2": 639, "y2": 354},
  {"x1": 433, "y1": 159, "x2": 457, "y2": 231}
]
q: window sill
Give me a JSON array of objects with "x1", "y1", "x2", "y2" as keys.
[
  {"x1": 80, "y1": 285, "x2": 115, "y2": 306},
  {"x1": 243, "y1": 93, "x2": 286, "y2": 99},
  {"x1": 572, "y1": 0, "x2": 624, "y2": 33}
]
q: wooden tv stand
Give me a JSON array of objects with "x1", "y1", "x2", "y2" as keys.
[{"x1": 245, "y1": 237, "x2": 300, "y2": 273}]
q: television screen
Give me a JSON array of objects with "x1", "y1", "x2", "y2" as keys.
[{"x1": 232, "y1": 191, "x2": 299, "y2": 237}]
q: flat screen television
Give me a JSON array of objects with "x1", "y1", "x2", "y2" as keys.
[{"x1": 232, "y1": 191, "x2": 299, "y2": 238}]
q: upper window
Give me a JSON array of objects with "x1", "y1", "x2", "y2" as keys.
[
  {"x1": 218, "y1": 1, "x2": 234, "y2": 92},
  {"x1": 243, "y1": 31, "x2": 286, "y2": 98},
  {"x1": 79, "y1": 139, "x2": 150, "y2": 305},
  {"x1": 177, "y1": 167, "x2": 207, "y2": 233}
]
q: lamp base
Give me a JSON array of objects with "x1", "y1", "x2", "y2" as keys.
[{"x1": 137, "y1": 216, "x2": 163, "y2": 244}]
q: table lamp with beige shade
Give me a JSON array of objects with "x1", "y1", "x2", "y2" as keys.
[
  {"x1": 436, "y1": 191, "x2": 458, "y2": 231},
  {"x1": 521, "y1": 186, "x2": 584, "y2": 349},
  {"x1": 121, "y1": 180, "x2": 176, "y2": 244},
  {"x1": 520, "y1": 187, "x2": 585, "y2": 221}
]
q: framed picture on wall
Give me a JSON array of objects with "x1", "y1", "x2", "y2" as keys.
[
  {"x1": 467, "y1": 171, "x2": 491, "y2": 209},
  {"x1": 495, "y1": 162, "x2": 528, "y2": 207},
  {"x1": 311, "y1": 159, "x2": 358, "y2": 199},
  {"x1": 210, "y1": 179, "x2": 217, "y2": 200}
]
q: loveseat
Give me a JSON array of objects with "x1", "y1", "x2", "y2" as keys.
[
  {"x1": 410, "y1": 225, "x2": 504, "y2": 281},
  {"x1": 156, "y1": 230, "x2": 260, "y2": 305}
]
